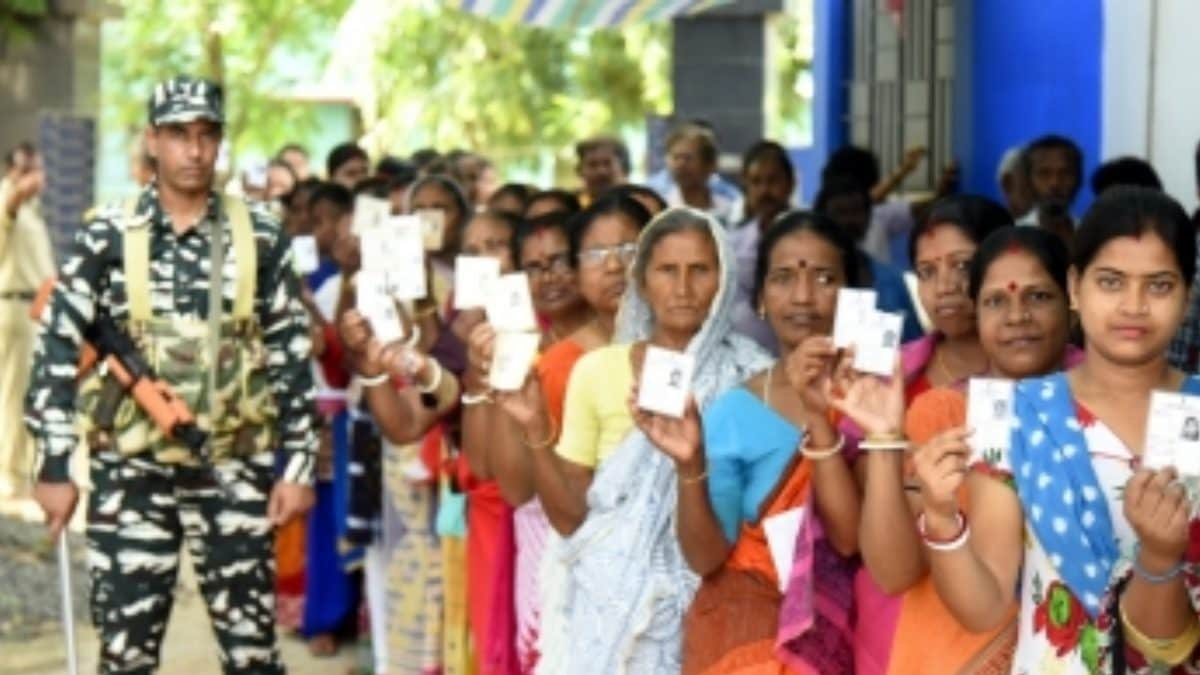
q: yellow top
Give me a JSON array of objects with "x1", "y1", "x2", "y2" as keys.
[
  {"x1": 0, "y1": 178, "x2": 55, "y2": 296},
  {"x1": 555, "y1": 343, "x2": 636, "y2": 469}
]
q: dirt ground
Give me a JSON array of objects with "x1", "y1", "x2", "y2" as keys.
[{"x1": 0, "y1": 497, "x2": 363, "y2": 675}]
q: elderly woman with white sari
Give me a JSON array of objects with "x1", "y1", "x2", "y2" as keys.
[{"x1": 534, "y1": 207, "x2": 771, "y2": 673}]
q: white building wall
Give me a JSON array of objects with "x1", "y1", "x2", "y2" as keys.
[
  {"x1": 1148, "y1": 1, "x2": 1200, "y2": 213},
  {"x1": 1103, "y1": 0, "x2": 1200, "y2": 214}
]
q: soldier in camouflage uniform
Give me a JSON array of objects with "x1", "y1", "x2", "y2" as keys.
[{"x1": 25, "y1": 76, "x2": 317, "y2": 674}]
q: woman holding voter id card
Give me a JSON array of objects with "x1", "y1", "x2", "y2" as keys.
[
  {"x1": 916, "y1": 187, "x2": 1200, "y2": 673},
  {"x1": 463, "y1": 193, "x2": 650, "y2": 672},
  {"x1": 678, "y1": 211, "x2": 863, "y2": 674},
  {"x1": 849, "y1": 226, "x2": 1081, "y2": 673},
  {"x1": 534, "y1": 207, "x2": 771, "y2": 674},
  {"x1": 340, "y1": 174, "x2": 477, "y2": 674},
  {"x1": 851, "y1": 195, "x2": 1011, "y2": 671}
]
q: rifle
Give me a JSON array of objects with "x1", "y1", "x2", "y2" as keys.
[{"x1": 31, "y1": 277, "x2": 208, "y2": 452}]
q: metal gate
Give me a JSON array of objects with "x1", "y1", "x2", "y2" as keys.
[{"x1": 848, "y1": 0, "x2": 955, "y2": 192}]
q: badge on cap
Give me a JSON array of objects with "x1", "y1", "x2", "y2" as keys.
[{"x1": 148, "y1": 75, "x2": 225, "y2": 127}]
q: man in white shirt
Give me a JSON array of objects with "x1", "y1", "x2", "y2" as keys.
[
  {"x1": 1015, "y1": 134, "x2": 1083, "y2": 229},
  {"x1": 996, "y1": 146, "x2": 1033, "y2": 219},
  {"x1": 661, "y1": 122, "x2": 744, "y2": 228}
]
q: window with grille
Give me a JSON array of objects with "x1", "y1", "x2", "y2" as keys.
[{"x1": 848, "y1": 0, "x2": 955, "y2": 192}]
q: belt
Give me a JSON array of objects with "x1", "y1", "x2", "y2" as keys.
[{"x1": 0, "y1": 290, "x2": 34, "y2": 302}]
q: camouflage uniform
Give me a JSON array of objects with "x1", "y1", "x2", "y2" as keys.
[{"x1": 24, "y1": 77, "x2": 317, "y2": 674}]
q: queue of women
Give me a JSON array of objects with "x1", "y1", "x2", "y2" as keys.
[{"x1": 321, "y1": 141, "x2": 1200, "y2": 674}]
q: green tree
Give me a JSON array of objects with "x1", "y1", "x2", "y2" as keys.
[
  {"x1": 767, "y1": 12, "x2": 814, "y2": 146},
  {"x1": 0, "y1": 0, "x2": 48, "y2": 48},
  {"x1": 364, "y1": 4, "x2": 671, "y2": 176},
  {"x1": 103, "y1": 0, "x2": 672, "y2": 179},
  {"x1": 102, "y1": 0, "x2": 351, "y2": 164}
]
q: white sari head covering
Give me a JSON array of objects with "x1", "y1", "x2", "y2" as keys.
[{"x1": 541, "y1": 207, "x2": 771, "y2": 674}]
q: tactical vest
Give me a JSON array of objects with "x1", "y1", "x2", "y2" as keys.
[{"x1": 77, "y1": 196, "x2": 278, "y2": 464}]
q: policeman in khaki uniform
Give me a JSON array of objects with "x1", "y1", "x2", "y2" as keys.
[
  {"x1": 25, "y1": 76, "x2": 317, "y2": 674},
  {"x1": 0, "y1": 143, "x2": 55, "y2": 497}
]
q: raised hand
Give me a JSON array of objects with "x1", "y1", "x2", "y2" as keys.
[
  {"x1": 630, "y1": 390, "x2": 704, "y2": 469},
  {"x1": 379, "y1": 343, "x2": 427, "y2": 381},
  {"x1": 13, "y1": 169, "x2": 44, "y2": 206},
  {"x1": 332, "y1": 231, "x2": 361, "y2": 276},
  {"x1": 495, "y1": 373, "x2": 549, "y2": 428},
  {"x1": 338, "y1": 309, "x2": 373, "y2": 355},
  {"x1": 783, "y1": 335, "x2": 838, "y2": 415},
  {"x1": 309, "y1": 319, "x2": 326, "y2": 358},
  {"x1": 901, "y1": 146, "x2": 928, "y2": 172},
  {"x1": 1124, "y1": 467, "x2": 1191, "y2": 570},
  {"x1": 912, "y1": 426, "x2": 972, "y2": 520},
  {"x1": 467, "y1": 321, "x2": 497, "y2": 378},
  {"x1": 829, "y1": 350, "x2": 905, "y2": 437},
  {"x1": 394, "y1": 302, "x2": 419, "y2": 348},
  {"x1": 452, "y1": 308, "x2": 486, "y2": 344},
  {"x1": 360, "y1": 337, "x2": 388, "y2": 377}
]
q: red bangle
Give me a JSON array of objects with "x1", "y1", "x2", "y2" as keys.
[{"x1": 916, "y1": 509, "x2": 968, "y2": 549}]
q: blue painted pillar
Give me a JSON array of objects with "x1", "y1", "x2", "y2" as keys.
[
  {"x1": 954, "y1": 0, "x2": 1103, "y2": 213},
  {"x1": 793, "y1": 0, "x2": 849, "y2": 204}
]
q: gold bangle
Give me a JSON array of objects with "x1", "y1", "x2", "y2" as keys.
[
  {"x1": 521, "y1": 418, "x2": 558, "y2": 451},
  {"x1": 414, "y1": 305, "x2": 438, "y2": 319},
  {"x1": 679, "y1": 468, "x2": 708, "y2": 484},
  {"x1": 1120, "y1": 601, "x2": 1200, "y2": 666},
  {"x1": 865, "y1": 431, "x2": 905, "y2": 443},
  {"x1": 859, "y1": 439, "x2": 910, "y2": 452}
]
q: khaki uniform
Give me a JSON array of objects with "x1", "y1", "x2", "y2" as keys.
[{"x1": 0, "y1": 176, "x2": 55, "y2": 495}]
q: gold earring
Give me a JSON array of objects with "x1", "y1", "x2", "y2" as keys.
[{"x1": 757, "y1": 305, "x2": 766, "y2": 319}]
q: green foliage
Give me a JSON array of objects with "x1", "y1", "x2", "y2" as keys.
[
  {"x1": 767, "y1": 12, "x2": 814, "y2": 146},
  {"x1": 102, "y1": 0, "x2": 351, "y2": 163},
  {"x1": 0, "y1": 0, "x2": 48, "y2": 47},
  {"x1": 103, "y1": 0, "x2": 672, "y2": 177},
  {"x1": 367, "y1": 4, "x2": 671, "y2": 174}
]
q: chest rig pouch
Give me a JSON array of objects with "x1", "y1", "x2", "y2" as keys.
[{"x1": 77, "y1": 196, "x2": 279, "y2": 465}]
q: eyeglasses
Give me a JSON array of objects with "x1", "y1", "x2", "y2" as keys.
[
  {"x1": 578, "y1": 242, "x2": 638, "y2": 269},
  {"x1": 523, "y1": 253, "x2": 572, "y2": 278}
]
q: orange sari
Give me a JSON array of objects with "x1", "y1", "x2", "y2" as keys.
[
  {"x1": 682, "y1": 456, "x2": 811, "y2": 675},
  {"x1": 274, "y1": 517, "x2": 306, "y2": 630},
  {"x1": 885, "y1": 388, "x2": 1017, "y2": 675}
]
